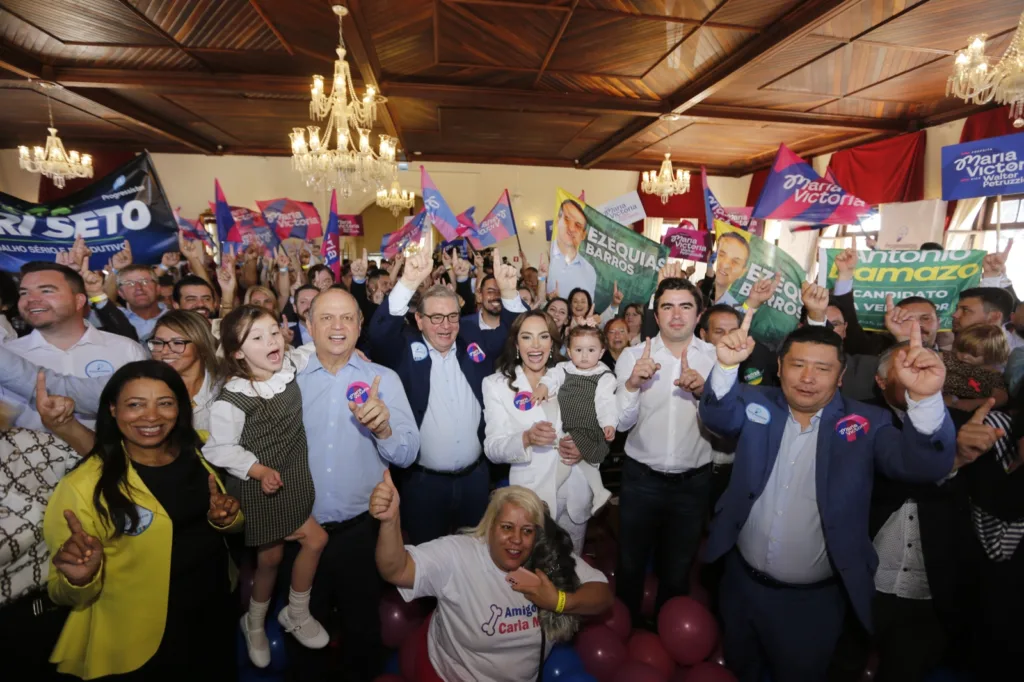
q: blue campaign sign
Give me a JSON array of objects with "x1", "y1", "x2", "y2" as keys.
[
  {"x1": 942, "y1": 132, "x2": 1024, "y2": 200},
  {"x1": 0, "y1": 153, "x2": 177, "y2": 271}
]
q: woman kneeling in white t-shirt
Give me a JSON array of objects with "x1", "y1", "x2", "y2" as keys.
[{"x1": 370, "y1": 478, "x2": 613, "y2": 682}]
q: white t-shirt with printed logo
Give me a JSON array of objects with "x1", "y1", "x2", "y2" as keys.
[{"x1": 399, "y1": 534, "x2": 607, "y2": 682}]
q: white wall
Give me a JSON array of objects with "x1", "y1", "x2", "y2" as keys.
[{"x1": 0, "y1": 150, "x2": 40, "y2": 203}]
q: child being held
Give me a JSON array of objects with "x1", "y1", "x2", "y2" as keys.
[
  {"x1": 941, "y1": 323, "x2": 1010, "y2": 409},
  {"x1": 532, "y1": 325, "x2": 614, "y2": 512}
]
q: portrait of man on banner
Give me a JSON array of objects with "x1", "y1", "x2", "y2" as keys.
[
  {"x1": 712, "y1": 230, "x2": 752, "y2": 306},
  {"x1": 548, "y1": 195, "x2": 597, "y2": 298}
]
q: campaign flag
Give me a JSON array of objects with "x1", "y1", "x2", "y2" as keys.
[
  {"x1": 550, "y1": 188, "x2": 668, "y2": 313},
  {"x1": 421, "y1": 166, "x2": 461, "y2": 241},
  {"x1": 438, "y1": 238, "x2": 469, "y2": 259},
  {"x1": 817, "y1": 248, "x2": 985, "y2": 331},
  {"x1": 752, "y1": 144, "x2": 871, "y2": 224},
  {"x1": 662, "y1": 226, "x2": 712, "y2": 261},
  {"x1": 0, "y1": 153, "x2": 177, "y2": 271},
  {"x1": 173, "y1": 208, "x2": 211, "y2": 246},
  {"x1": 455, "y1": 206, "x2": 476, "y2": 235},
  {"x1": 256, "y1": 198, "x2": 323, "y2": 241},
  {"x1": 701, "y1": 166, "x2": 760, "y2": 236},
  {"x1": 336, "y1": 215, "x2": 363, "y2": 237},
  {"x1": 211, "y1": 181, "x2": 279, "y2": 254},
  {"x1": 462, "y1": 189, "x2": 517, "y2": 250},
  {"x1": 381, "y1": 209, "x2": 425, "y2": 258},
  {"x1": 713, "y1": 223, "x2": 808, "y2": 348},
  {"x1": 941, "y1": 132, "x2": 1024, "y2": 200},
  {"x1": 321, "y1": 190, "x2": 341, "y2": 280},
  {"x1": 595, "y1": 190, "x2": 646, "y2": 225},
  {"x1": 720, "y1": 206, "x2": 763, "y2": 237}
]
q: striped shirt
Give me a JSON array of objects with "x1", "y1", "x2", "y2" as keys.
[{"x1": 971, "y1": 411, "x2": 1024, "y2": 562}]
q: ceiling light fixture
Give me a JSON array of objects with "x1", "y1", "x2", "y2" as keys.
[
  {"x1": 18, "y1": 82, "x2": 93, "y2": 189},
  {"x1": 642, "y1": 153, "x2": 690, "y2": 204},
  {"x1": 947, "y1": 14, "x2": 1024, "y2": 127}
]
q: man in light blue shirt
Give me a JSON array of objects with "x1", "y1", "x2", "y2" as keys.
[
  {"x1": 113, "y1": 264, "x2": 167, "y2": 340},
  {"x1": 547, "y1": 198, "x2": 597, "y2": 299},
  {"x1": 293, "y1": 288, "x2": 418, "y2": 680}
]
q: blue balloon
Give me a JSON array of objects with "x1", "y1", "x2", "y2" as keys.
[
  {"x1": 544, "y1": 643, "x2": 584, "y2": 680},
  {"x1": 384, "y1": 651, "x2": 401, "y2": 675}
]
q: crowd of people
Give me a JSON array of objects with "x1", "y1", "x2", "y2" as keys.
[{"x1": 0, "y1": 226, "x2": 1021, "y2": 682}]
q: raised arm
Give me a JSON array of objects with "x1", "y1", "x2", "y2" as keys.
[
  {"x1": 370, "y1": 469, "x2": 417, "y2": 589},
  {"x1": 698, "y1": 307, "x2": 757, "y2": 438}
]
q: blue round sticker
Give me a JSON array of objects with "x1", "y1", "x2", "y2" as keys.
[
  {"x1": 347, "y1": 381, "x2": 371, "y2": 405},
  {"x1": 514, "y1": 391, "x2": 533, "y2": 411},
  {"x1": 84, "y1": 359, "x2": 115, "y2": 378},
  {"x1": 467, "y1": 343, "x2": 486, "y2": 363},
  {"x1": 411, "y1": 342, "x2": 428, "y2": 362}
]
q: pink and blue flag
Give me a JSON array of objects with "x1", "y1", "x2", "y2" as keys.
[
  {"x1": 421, "y1": 166, "x2": 462, "y2": 242},
  {"x1": 751, "y1": 144, "x2": 871, "y2": 224},
  {"x1": 381, "y1": 209, "x2": 425, "y2": 259},
  {"x1": 460, "y1": 189, "x2": 517, "y2": 250},
  {"x1": 321, "y1": 189, "x2": 342, "y2": 280},
  {"x1": 257, "y1": 198, "x2": 323, "y2": 241},
  {"x1": 174, "y1": 207, "x2": 211, "y2": 246},
  {"x1": 211, "y1": 180, "x2": 280, "y2": 254}
]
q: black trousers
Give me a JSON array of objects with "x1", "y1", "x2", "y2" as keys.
[
  {"x1": 281, "y1": 514, "x2": 386, "y2": 682},
  {"x1": 970, "y1": 543, "x2": 1024, "y2": 680},
  {"x1": 616, "y1": 457, "x2": 711, "y2": 625},
  {"x1": 0, "y1": 590, "x2": 69, "y2": 681}
]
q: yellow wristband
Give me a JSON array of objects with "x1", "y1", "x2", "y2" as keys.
[
  {"x1": 555, "y1": 590, "x2": 566, "y2": 614},
  {"x1": 718, "y1": 362, "x2": 739, "y2": 371},
  {"x1": 88, "y1": 294, "x2": 108, "y2": 304}
]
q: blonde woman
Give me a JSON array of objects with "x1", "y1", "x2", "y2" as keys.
[{"x1": 371, "y1": 481, "x2": 612, "y2": 682}]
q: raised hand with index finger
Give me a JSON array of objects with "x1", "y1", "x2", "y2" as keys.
[
  {"x1": 716, "y1": 306, "x2": 756, "y2": 367},
  {"x1": 894, "y1": 320, "x2": 945, "y2": 400},
  {"x1": 36, "y1": 370, "x2": 76, "y2": 432},
  {"x1": 674, "y1": 352, "x2": 705, "y2": 395},
  {"x1": 53, "y1": 510, "x2": 103, "y2": 586},
  {"x1": 349, "y1": 376, "x2": 392, "y2": 438},
  {"x1": 954, "y1": 398, "x2": 1005, "y2": 469},
  {"x1": 626, "y1": 338, "x2": 661, "y2": 392}
]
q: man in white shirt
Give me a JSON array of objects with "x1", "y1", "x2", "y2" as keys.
[
  {"x1": 547, "y1": 198, "x2": 597, "y2": 299},
  {"x1": 614, "y1": 276, "x2": 717, "y2": 624},
  {"x1": 5, "y1": 263, "x2": 147, "y2": 431}
]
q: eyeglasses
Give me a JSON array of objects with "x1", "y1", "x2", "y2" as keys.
[
  {"x1": 147, "y1": 338, "x2": 193, "y2": 354},
  {"x1": 423, "y1": 312, "x2": 460, "y2": 325},
  {"x1": 119, "y1": 279, "x2": 155, "y2": 290}
]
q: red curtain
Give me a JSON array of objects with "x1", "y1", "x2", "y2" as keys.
[
  {"x1": 745, "y1": 168, "x2": 769, "y2": 208},
  {"x1": 959, "y1": 105, "x2": 1015, "y2": 143},
  {"x1": 37, "y1": 150, "x2": 137, "y2": 203},
  {"x1": 637, "y1": 177, "x2": 709, "y2": 230},
  {"x1": 826, "y1": 131, "x2": 926, "y2": 205}
]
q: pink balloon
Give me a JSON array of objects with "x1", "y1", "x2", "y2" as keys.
[
  {"x1": 611, "y1": 660, "x2": 668, "y2": 682},
  {"x1": 641, "y1": 572, "x2": 659, "y2": 618},
  {"x1": 598, "y1": 598, "x2": 632, "y2": 642},
  {"x1": 670, "y1": 668, "x2": 690, "y2": 682},
  {"x1": 575, "y1": 624, "x2": 628, "y2": 682},
  {"x1": 683, "y1": 662, "x2": 737, "y2": 682},
  {"x1": 657, "y1": 597, "x2": 719, "y2": 667},
  {"x1": 689, "y1": 585, "x2": 711, "y2": 609},
  {"x1": 627, "y1": 630, "x2": 675, "y2": 678},
  {"x1": 379, "y1": 589, "x2": 425, "y2": 649},
  {"x1": 400, "y1": 615, "x2": 431, "y2": 681}
]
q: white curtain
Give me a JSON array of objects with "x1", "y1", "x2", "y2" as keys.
[
  {"x1": 945, "y1": 197, "x2": 985, "y2": 249},
  {"x1": 643, "y1": 217, "x2": 663, "y2": 242}
]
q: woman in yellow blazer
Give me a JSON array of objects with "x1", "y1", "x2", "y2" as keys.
[{"x1": 43, "y1": 360, "x2": 243, "y2": 680}]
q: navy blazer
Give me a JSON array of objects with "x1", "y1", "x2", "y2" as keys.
[
  {"x1": 698, "y1": 379, "x2": 956, "y2": 630},
  {"x1": 368, "y1": 294, "x2": 519, "y2": 449}
]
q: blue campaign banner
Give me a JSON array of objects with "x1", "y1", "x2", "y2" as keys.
[
  {"x1": 0, "y1": 153, "x2": 177, "y2": 272},
  {"x1": 942, "y1": 132, "x2": 1024, "y2": 200},
  {"x1": 437, "y1": 238, "x2": 469, "y2": 259}
]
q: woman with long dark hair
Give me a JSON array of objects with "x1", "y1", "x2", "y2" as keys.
[
  {"x1": 43, "y1": 360, "x2": 241, "y2": 680},
  {"x1": 481, "y1": 310, "x2": 597, "y2": 551}
]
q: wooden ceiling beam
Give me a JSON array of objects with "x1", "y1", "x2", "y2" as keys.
[
  {"x1": 113, "y1": 0, "x2": 211, "y2": 71},
  {"x1": 248, "y1": 0, "x2": 295, "y2": 56},
  {"x1": 582, "y1": 6, "x2": 759, "y2": 31},
  {"x1": 534, "y1": 0, "x2": 578, "y2": 87},
  {"x1": 345, "y1": 0, "x2": 407, "y2": 154},
  {"x1": 0, "y1": 42, "x2": 44, "y2": 80},
  {"x1": 444, "y1": 0, "x2": 572, "y2": 11},
  {"x1": 578, "y1": 0, "x2": 863, "y2": 168},
  {"x1": 53, "y1": 68, "x2": 315, "y2": 95}
]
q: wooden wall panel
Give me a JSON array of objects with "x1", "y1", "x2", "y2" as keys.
[{"x1": 437, "y1": 3, "x2": 562, "y2": 69}]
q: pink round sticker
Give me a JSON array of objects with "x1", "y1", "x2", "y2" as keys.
[
  {"x1": 836, "y1": 414, "x2": 869, "y2": 442},
  {"x1": 467, "y1": 342, "x2": 486, "y2": 363},
  {"x1": 347, "y1": 381, "x2": 371, "y2": 405}
]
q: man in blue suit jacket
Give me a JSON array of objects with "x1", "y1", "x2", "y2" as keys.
[
  {"x1": 368, "y1": 249, "x2": 525, "y2": 544},
  {"x1": 698, "y1": 313, "x2": 955, "y2": 682}
]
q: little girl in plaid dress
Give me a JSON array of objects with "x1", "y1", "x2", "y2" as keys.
[{"x1": 202, "y1": 305, "x2": 328, "y2": 669}]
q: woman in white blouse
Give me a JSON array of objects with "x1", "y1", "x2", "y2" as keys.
[
  {"x1": 482, "y1": 310, "x2": 601, "y2": 553},
  {"x1": 370, "y1": 480, "x2": 612, "y2": 682}
]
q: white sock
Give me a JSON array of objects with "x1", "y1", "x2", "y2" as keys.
[
  {"x1": 247, "y1": 597, "x2": 270, "y2": 632},
  {"x1": 287, "y1": 587, "x2": 312, "y2": 623}
]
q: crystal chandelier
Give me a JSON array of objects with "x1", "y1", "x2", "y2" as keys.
[
  {"x1": 376, "y1": 180, "x2": 415, "y2": 216},
  {"x1": 642, "y1": 153, "x2": 691, "y2": 204},
  {"x1": 18, "y1": 83, "x2": 93, "y2": 189},
  {"x1": 290, "y1": 5, "x2": 399, "y2": 194},
  {"x1": 947, "y1": 13, "x2": 1024, "y2": 128}
]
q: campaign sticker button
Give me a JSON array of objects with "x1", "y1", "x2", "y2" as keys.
[
  {"x1": 347, "y1": 381, "x2": 371, "y2": 405},
  {"x1": 514, "y1": 392, "x2": 533, "y2": 411}
]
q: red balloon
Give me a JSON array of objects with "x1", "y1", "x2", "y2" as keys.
[
  {"x1": 379, "y1": 589, "x2": 425, "y2": 649},
  {"x1": 657, "y1": 597, "x2": 719, "y2": 667},
  {"x1": 689, "y1": 585, "x2": 711, "y2": 609},
  {"x1": 400, "y1": 615, "x2": 431, "y2": 681},
  {"x1": 708, "y1": 643, "x2": 726, "y2": 667},
  {"x1": 683, "y1": 662, "x2": 737, "y2": 682},
  {"x1": 641, "y1": 572, "x2": 659, "y2": 618},
  {"x1": 575, "y1": 624, "x2": 627, "y2": 682},
  {"x1": 627, "y1": 630, "x2": 675, "y2": 678},
  {"x1": 598, "y1": 598, "x2": 632, "y2": 642},
  {"x1": 670, "y1": 668, "x2": 689, "y2": 682},
  {"x1": 611, "y1": 660, "x2": 668, "y2": 682}
]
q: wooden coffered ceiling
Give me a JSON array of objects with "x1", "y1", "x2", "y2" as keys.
[{"x1": 0, "y1": 0, "x2": 1020, "y2": 177}]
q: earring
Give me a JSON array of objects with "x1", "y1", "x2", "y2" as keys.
[{"x1": 516, "y1": 348, "x2": 520, "y2": 360}]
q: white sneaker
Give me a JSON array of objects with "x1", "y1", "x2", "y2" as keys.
[
  {"x1": 240, "y1": 614, "x2": 271, "y2": 668},
  {"x1": 277, "y1": 608, "x2": 330, "y2": 649}
]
